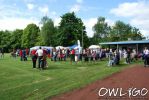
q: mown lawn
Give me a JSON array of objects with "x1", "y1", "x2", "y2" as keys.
[{"x1": 0, "y1": 54, "x2": 142, "y2": 100}]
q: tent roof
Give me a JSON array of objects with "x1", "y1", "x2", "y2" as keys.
[
  {"x1": 99, "y1": 40, "x2": 149, "y2": 45},
  {"x1": 89, "y1": 45, "x2": 100, "y2": 49},
  {"x1": 30, "y1": 46, "x2": 53, "y2": 50}
]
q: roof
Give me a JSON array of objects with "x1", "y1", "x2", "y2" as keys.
[{"x1": 99, "y1": 40, "x2": 149, "y2": 45}]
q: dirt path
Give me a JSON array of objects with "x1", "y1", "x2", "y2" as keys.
[{"x1": 51, "y1": 65, "x2": 149, "y2": 100}]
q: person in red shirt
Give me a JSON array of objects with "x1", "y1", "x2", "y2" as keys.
[
  {"x1": 70, "y1": 49, "x2": 75, "y2": 63},
  {"x1": 31, "y1": 49, "x2": 37, "y2": 68},
  {"x1": 26, "y1": 48, "x2": 29, "y2": 55},
  {"x1": 19, "y1": 49, "x2": 23, "y2": 61}
]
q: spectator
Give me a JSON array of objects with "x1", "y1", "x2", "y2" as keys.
[
  {"x1": 36, "y1": 47, "x2": 44, "y2": 69},
  {"x1": 126, "y1": 48, "x2": 131, "y2": 64},
  {"x1": 108, "y1": 49, "x2": 114, "y2": 66},
  {"x1": 19, "y1": 49, "x2": 23, "y2": 61},
  {"x1": 22, "y1": 49, "x2": 27, "y2": 61},
  {"x1": 143, "y1": 47, "x2": 149, "y2": 67},
  {"x1": 31, "y1": 49, "x2": 37, "y2": 68}
]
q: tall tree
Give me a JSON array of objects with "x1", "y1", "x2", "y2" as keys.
[
  {"x1": 111, "y1": 21, "x2": 132, "y2": 41},
  {"x1": 93, "y1": 17, "x2": 110, "y2": 43},
  {"x1": 109, "y1": 21, "x2": 144, "y2": 41},
  {"x1": 58, "y1": 12, "x2": 89, "y2": 47},
  {"x1": 0, "y1": 30, "x2": 11, "y2": 52},
  {"x1": 40, "y1": 16, "x2": 55, "y2": 46},
  {"x1": 10, "y1": 29, "x2": 23, "y2": 49},
  {"x1": 130, "y1": 27, "x2": 145, "y2": 40},
  {"x1": 22, "y1": 23, "x2": 40, "y2": 48}
]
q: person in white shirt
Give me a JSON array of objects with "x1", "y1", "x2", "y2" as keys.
[
  {"x1": 143, "y1": 47, "x2": 149, "y2": 67},
  {"x1": 36, "y1": 47, "x2": 43, "y2": 69}
]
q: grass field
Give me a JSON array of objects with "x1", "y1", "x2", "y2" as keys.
[{"x1": 0, "y1": 54, "x2": 142, "y2": 100}]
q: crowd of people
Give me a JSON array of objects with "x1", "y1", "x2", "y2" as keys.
[
  {"x1": 6, "y1": 46, "x2": 149, "y2": 69},
  {"x1": 10, "y1": 48, "x2": 29, "y2": 61}
]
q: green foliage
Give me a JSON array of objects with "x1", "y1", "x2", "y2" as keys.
[
  {"x1": 22, "y1": 24, "x2": 40, "y2": 48},
  {"x1": 58, "y1": 12, "x2": 89, "y2": 47},
  {"x1": 109, "y1": 20, "x2": 144, "y2": 41},
  {"x1": 0, "y1": 15, "x2": 145, "y2": 52},
  {"x1": 93, "y1": 17, "x2": 110, "y2": 43},
  {"x1": 40, "y1": 16, "x2": 55, "y2": 46},
  {"x1": 10, "y1": 29, "x2": 23, "y2": 49},
  {"x1": 92, "y1": 17, "x2": 145, "y2": 43},
  {"x1": 0, "y1": 30, "x2": 11, "y2": 52}
]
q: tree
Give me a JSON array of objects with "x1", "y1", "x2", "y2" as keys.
[
  {"x1": 130, "y1": 27, "x2": 145, "y2": 40},
  {"x1": 40, "y1": 16, "x2": 55, "y2": 46},
  {"x1": 109, "y1": 21, "x2": 144, "y2": 41},
  {"x1": 0, "y1": 30, "x2": 11, "y2": 52},
  {"x1": 93, "y1": 17, "x2": 110, "y2": 43},
  {"x1": 10, "y1": 29, "x2": 23, "y2": 49},
  {"x1": 40, "y1": 16, "x2": 49, "y2": 25},
  {"x1": 111, "y1": 21, "x2": 132, "y2": 41},
  {"x1": 58, "y1": 12, "x2": 89, "y2": 47},
  {"x1": 22, "y1": 23, "x2": 40, "y2": 48}
]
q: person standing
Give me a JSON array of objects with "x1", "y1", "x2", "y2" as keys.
[
  {"x1": 36, "y1": 47, "x2": 43, "y2": 69},
  {"x1": 70, "y1": 49, "x2": 75, "y2": 64},
  {"x1": 108, "y1": 49, "x2": 114, "y2": 66},
  {"x1": 42, "y1": 49, "x2": 48, "y2": 68},
  {"x1": 26, "y1": 48, "x2": 29, "y2": 56},
  {"x1": 22, "y1": 49, "x2": 27, "y2": 61},
  {"x1": 31, "y1": 49, "x2": 37, "y2": 68},
  {"x1": 19, "y1": 49, "x2": 23, "y2": 61},
  {"x1": 126, "y1": 48, "x2": 131, "y2": 64},
  {"x1": 143, "y1": 47, "x2": 149, "y2": 67}
]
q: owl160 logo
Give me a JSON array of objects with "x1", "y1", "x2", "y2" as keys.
[{"x1": 98, "y1": 87, "x2": 148, "y2": 97}]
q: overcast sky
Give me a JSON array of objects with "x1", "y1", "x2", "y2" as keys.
[{"x1": 0, "y1": 0, "x2": 149, "y2": 37}]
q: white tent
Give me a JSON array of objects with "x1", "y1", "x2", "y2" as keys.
[
  {"x1": 56, "y1": 46, "x2": 64, "y2": 50},
  {"x1": 89, "y1": 45, "x2": 100, "y2": 49},
  {"x1": 30, "y1": 46, "x2": 53, "y2": 51},
  {"x1": 42, "y1": 46, "x2": 53, "y2": 50}
]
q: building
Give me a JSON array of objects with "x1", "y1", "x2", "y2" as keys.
[{"x1": 99, "y1": 40, "x2": 149, "y2": 53}]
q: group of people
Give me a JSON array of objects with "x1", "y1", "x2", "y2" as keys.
[
  {"x1": 30, "y1": 47, "x2": 49, "y2": 69},
  {"x1": 9, "y1": 46, "x2": 149, "y2": 69},
  {"x1": 10, "y1": 48, "x2": 29, "y2": 61},
  {"x1": 50, "y1": 47, "x2": 141, "y2": 66},
  {"x1": 107, "y1": 48, "x2": 138, "y2": 67},
  {"x1": 19, "y1": 49, "x2": 29, "y2": 61},
  {"x1": 107, "y1": 47, "x2": 149, "y2": 67},
  {"x1": 50, "y1": 48, "x2": 107, "y2": 63}
]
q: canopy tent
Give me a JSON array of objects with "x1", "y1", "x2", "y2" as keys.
[
  {"x1": 55, "y1": 46, "x2": 64, "y2": 50},
  {"x1": 30, "y1": 46, "x2": 53, "y2": 51},
  {"x1": 89, "y1": 45, "x2": 100, "y2": 49}
]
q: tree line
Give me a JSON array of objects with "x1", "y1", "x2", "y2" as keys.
[{"x1": 0, "y1": 12, "x2": 145, "y2": 52}]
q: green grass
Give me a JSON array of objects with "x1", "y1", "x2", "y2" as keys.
[{"x1": 0, "y1": 54, "x2": 143, "y2": 100}]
